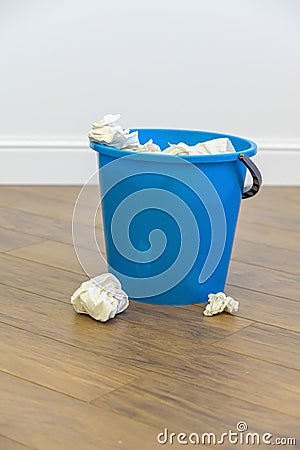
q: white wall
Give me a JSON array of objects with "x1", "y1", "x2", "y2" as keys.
[{"x1": 0, "y1": 0, "x2": 299, "y2": 183}]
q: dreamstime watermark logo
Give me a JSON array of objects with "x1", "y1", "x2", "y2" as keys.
[
  {"x1": 72, "y1": 153, "x2": 227, "y2": 298},
  {"x1": 156, "y1": 422, "x2": 297, "y2": 446}
]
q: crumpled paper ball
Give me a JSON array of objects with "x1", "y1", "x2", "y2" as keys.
[
  {"x1": 71, "y1": 273, "x2": 129, "y2": 322},
  {"x1": 203, "y1": 292, "x2": 239, "y2": 316}
]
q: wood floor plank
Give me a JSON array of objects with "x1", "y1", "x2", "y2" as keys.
[
  {"x1": 0, "y1": 254, "x2": 86, "y2": 302},
  {"x1": 0, "y1": 436, "x2": 32, "y2": 450},
  {"x1": 0, "y1": 285, "x2": 250, "y2": 362},
  {"x1": 128, "y1": 347, "x2": 300, "y2": 419},
  {"x1": 92, "y1": 343, "x2": 300, "y2": 419},
  {"x1": 7, "y1": 240, "x2": 106, "y2": 276},
  {"x1": 232, "y1": 239, "x2": 300, "y2": 275},
  {"x1": 213, "y1": 322, "x2": 300, "y2": 371},
  {"x1": 0, "y1": 285, "x2": 299, "y2": 418},
  {"x1": 1, "y1": 185, "x2": 82, "y2": 204},
  {"x1": 1, "y1": 185, "x2": 98, "y2": 206},
  {"x1": 239, "y1": 187, "x2": 300, "y2": 232},
  {"x1": 219, "y1": 285, "x2": 300, "y2": 333},
  {"x1": 0, "y1": 187, "x2": 101, "y2": 226},
  {"x1": 0, "y1": 372, "x2": 163, "y2": 450},
  {"x1": 92, "y1": 372, "x2": 300, "y2": 439},
  {"x1": 0, "y1": 289, "x2": 146, "y2": 383},
  {"x1": 0, "y1": 227, "x2": 43, "y2": 253},
  {"x1": 227, "y1": 260, "x2": 299, "y2": 301},
  {"x1": 239, "y1": 187, "x2": 297, "y2": 212},
  {"x1": 235, "y1": 219, "x2": 300, "y2": 252},
  {"x1": 0, "y1": 207, "x2": 102, "y2": 249},
  {"x1": 0, "y1": 322, "x2": 143, "y2": 402},
  {"x1": 0, "y1": 206, "x2": 72, "y2": 244},
  {"x1": 239, "y1": 212, "x2": 299, "y2": 233},
  {"x1": 120, "y1": 301, "x2": 252, "y2": 335}
]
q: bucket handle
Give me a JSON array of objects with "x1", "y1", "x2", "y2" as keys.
[{"x1": 239, "y1": 153, "x2": 262, "y2": 199}]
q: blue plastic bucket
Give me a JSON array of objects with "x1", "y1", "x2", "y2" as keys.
[{"x1": 90, "y1": 129, "x2": 261, "y2": 305}]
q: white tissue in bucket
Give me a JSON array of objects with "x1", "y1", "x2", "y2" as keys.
[
  {"x1": 88, "y1": 113, "x2": 236, "y2": 155},
  {"x1": 88, "y1": 113, "x2": 139, "y2": 149},
  {"x1": 71, "y1": 273, "x2": 129, "y2": 322}
]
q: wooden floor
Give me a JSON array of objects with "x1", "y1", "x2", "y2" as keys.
[{"x1": 0, "y1": 186, "x2": 299, "y2": 450}]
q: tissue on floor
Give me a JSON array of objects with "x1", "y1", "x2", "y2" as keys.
[
  {"x1": 203, "y1": 292, "x2": 239, "y2": 316},
  {"x1": 71, "y1": 273, "x2": 129, "y2": 322}
]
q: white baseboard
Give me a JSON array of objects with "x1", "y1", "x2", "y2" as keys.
[
  {"x1": 0, "y1": 137, "x2": 299, "y2": 185},
  {"x1": 0, "y1": 138, "x2": 97, "y2": 185}
]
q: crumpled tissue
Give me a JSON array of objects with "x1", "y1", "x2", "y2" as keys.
[
  {"x1": 203, "y1": 292, "x2": 239, "y2": 316},
  {"x1": 132, "y1": 139, "x2": 161, "y2": 153},
  {"x1": 88, "y1": 114, "x2": 236, "y2": 155},
  {"x1": 71, "y1": 273, "x2": 129, "y2": 322},
  {"x1": 88, "y1": 113, "x2": 139, "y2": 149},
  {"x1": 162, "y1": 138, "x2": 235, "y2": 156}
]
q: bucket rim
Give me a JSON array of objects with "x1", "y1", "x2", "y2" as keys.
[{"x1": 89, "y1": 128, "x2": 257, "y2": 162}]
